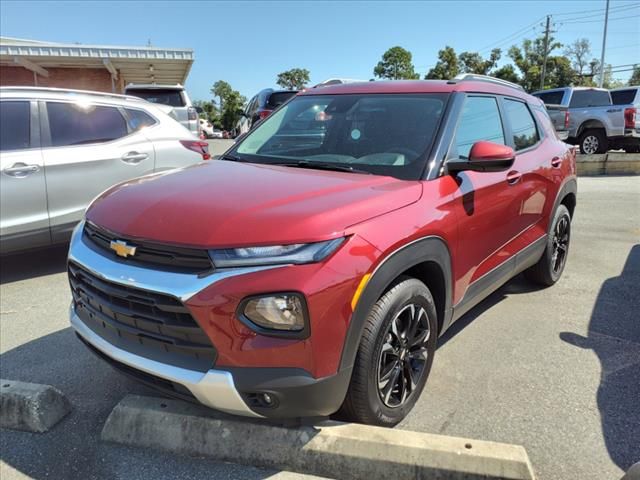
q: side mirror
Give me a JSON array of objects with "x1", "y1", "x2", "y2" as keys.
[
  {"x1": 194, "y1": 106, "x2": 204, "y2": 114},
  {"x1": 447, "y1": 141, "x2": 515, "y2": 173}
]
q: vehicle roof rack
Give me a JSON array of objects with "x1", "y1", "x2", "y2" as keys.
[
  {"x1": 0, "y1": 86, "x2": 146, "y2": 102},
  {"x1": 448, "y1": 74, "x2": 525, "y2": 92}
]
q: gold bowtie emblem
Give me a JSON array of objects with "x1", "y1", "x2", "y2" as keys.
[{"x1": 110, "y1": 240, "x2": 137, "y2": 258}]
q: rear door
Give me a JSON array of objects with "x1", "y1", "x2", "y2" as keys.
[
  {"x1": 0, "y1": 99, "x2": 50, "y2": 253},
  {"x1": 41, "y1": 100, "x2": 155, "y2": 242}
]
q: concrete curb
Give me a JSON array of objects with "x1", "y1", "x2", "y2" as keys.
[
  {"x1": 577, "y1": 153, "x2": 640, "y2": 176},
  {"x1": 0, "y1": 379, "x2": 71, "y2": 433},
  {"x1": 102, "y1": 395, "x2": 536, "y2": 480}
]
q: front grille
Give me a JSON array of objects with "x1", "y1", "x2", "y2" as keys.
[
  {"x1": 69, "y1": 261, "x2": 216, "y2": 372},
  {"x1": 83, "y1": 222, "x2": 213, "y2": 274}
]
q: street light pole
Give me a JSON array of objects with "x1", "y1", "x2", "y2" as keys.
[{"x1": 598, "y1": 0, "x2": 610, "y2": 88}]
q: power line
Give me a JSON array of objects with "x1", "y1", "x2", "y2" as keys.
[
  {"x1": 552, "y1": 3, "x2": 639, "y2": 21},
  {"x1": 559, "y1": 13, "x2": 640, "y2": 25},
  {"x1": 549, "y1": 2, "x2": 640, "y2": 16},
  {"x1": 477, "y1": 17, "x2": 545, "y2": 53}
]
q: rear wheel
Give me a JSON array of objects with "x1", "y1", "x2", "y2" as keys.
[
  {"x1": 525, "y1": 204, "x2": 571, "y2": 286},
  {"x1": 578, "y1": 129, "x2": 607, "y2": 154},
  {"x1": 338, "y1": 277, "x2": 437, "y2": 427}
]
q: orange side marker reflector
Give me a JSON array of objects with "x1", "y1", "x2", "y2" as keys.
[{"x1": 351, "y1": 273, "x2": 371, "y2": 311}]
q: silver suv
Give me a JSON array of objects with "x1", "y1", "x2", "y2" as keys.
[
  {"x1": 0, "y1": 87, "x2": 211, "y2": 254},
  {"x1": 124, "y1": 84, "x2": 200, "y2": 136}
]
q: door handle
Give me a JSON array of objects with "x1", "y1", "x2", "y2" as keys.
[
  {"x1": 2, "y1": 163, "x2": 40, "y2": 178},
  {"x1": 551, "y1": 156, "x2": 562, "y2": 168},
  {"x1": 506, "y1": 170, "x2": 522, "y2": 185},
  {"x1": 121, "y1": 152, "x2": 148, "y2": 164}
]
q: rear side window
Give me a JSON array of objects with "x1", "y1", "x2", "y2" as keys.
[
  {"x1": 126, "y1": 89, "x2": 186, "y2": 107},
  {"x1": 451, "y1": 96, "x2": 505, "y2": 159},
  {"x1": 611, "y1": 89, "x2": 637, "y2": 105},
  {"x1": 47, "y1": 102, "x2": 128, "y2": 147},
  {"x1": 569, "y1": 90, "x2": 611, "y2": 108},
  {"x1": 0, "y1": 101, "x2": 30, "y2": 151},
  {"x1": 535, "y1": 91, "x2": 565, "y2": 106},
  {"x1": 125, "y1": 108, "x2": 157, "y2": 131},
  {"x1": 503, "y1": 99, "x2": 540, "y2": 150},
  {"x1": 266, "y1": 92, "x2": 297, "y2": 109}
]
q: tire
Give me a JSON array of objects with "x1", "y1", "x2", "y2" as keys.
[
  {"x1": 338, "y1": 276, "x2": 438, "y2": 427},
  {"x1": 578, "y1": 129, "x2": 607, "y2": 154},
  {"x1": 525, "y1": 204, "x2": 571, "y2": 287}
]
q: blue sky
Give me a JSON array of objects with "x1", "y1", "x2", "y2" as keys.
[{"x1": 1, "y1": 0, "x2": 638, "y2": 101}]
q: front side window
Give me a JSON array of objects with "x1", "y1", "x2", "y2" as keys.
[
  {"x1": 233, "y1": 93, "x2": 447, "y2": 180},
  {"x1": 503, "y1": 99, "x2": 539, "y2": 150},
  {"x1": 0, "y1": 101, "x2": 30, "y2": 151},
  {"x1": 450, "y1": 96, "x2": 505, "y2": 159},
  {"x1": 47, "y1": 102, "x2": 128, "y2": 147},
  {"x1": 569, "y1": 90, "x2": 611, "y2": 108}
]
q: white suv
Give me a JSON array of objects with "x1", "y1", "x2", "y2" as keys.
[
  {"x1": 124, "y1": 84, "x2": 200, "y2": 136},
  {"x1": 0, "y1": 87, "x2": 211, "y2": 254}
]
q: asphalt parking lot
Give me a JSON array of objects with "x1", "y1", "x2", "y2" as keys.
[{"x1": 1, "y1": 176, "x2": 638, "y2": 480}]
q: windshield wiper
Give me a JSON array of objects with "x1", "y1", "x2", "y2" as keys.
[
  {"x1": 274, "y1": 160, "x2": 372, "y2": 175},
  {"x1": 220, "y1": 153, "x2": 247, "y2": 162}
]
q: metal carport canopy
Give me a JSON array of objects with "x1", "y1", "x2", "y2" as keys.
[{"x1": 0, "y1": 37, "x2": 194, "y2": 85}]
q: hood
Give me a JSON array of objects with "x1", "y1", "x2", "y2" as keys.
[{"x1": 86, "y1": 161, "x2": 422, "y2": 248}]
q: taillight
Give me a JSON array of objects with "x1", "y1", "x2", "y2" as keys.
[
  {"x1": 624, "y1": 107, "x2": 636, "y2": 129},
  {"x1": 564, "y1": 111, "x2": 570, "y2": 130},
  {"x1": 188, "y1": 107, "x2": 198, "y2": 121},
  {"x1": 258, "y1": 109, "x2": 273, "y2": 120},
  {"x1": 180, "y1": 140, "x2": 211, "y2": 160}
]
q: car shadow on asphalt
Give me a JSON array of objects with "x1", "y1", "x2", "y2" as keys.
[
  {"x1": 0, "y1": 328, "x2": 283, "y2": 480},
  {"x1": 0, "y1": 245, "x2": 68, "y2": 284},
  {"x1": 438, "y1": 272, "x2": 540, "y2": 348},
  {"x1": 560, "y1": 244, "x2": 640, "y2": 474}
]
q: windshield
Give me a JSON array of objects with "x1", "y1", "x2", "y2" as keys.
[{"x1": 232, "y1": 93, "x2": 448, "y2": 180}]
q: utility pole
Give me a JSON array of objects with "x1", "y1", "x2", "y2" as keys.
[
  {"x1": 598, "y1": 0, "x2": 610, "y2": 88},
  {"x1": 540, "y1": 15, "x2": 551, "y2": 90}
]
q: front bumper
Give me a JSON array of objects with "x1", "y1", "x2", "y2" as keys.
[{"x1": 71, "y1": 305, "x2": 260, "y2": 417}]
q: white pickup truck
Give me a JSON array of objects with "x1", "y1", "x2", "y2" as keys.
[{"x1": 533, "y1": 87, "x2": 638, "y2": 154}]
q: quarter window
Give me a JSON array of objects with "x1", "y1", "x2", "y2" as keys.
[
  {"x1": 451, "y1": 96, "x2": 505, "y2": 159},
  {"x1": 569, "y1": 90, "x2": 611, "y2": 108},
  {"x1": 47, "y1": 102, "x2": 128, "y2": 147},
  {"x1": 503, "y1": 99, "x2": 539, "y2": 150},
  {"x1": 125, "y1": 108, "x2": 157, "y2": 131},
  {"x1": 0, "y1": 101, "x2": 30, "y2": 151}
]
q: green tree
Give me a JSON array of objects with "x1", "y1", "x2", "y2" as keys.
[
  {"x1": 629, "y1": 65, "x2": 640, "y2": 86},
  {"x1": 492, "y1": 64, "x2": 520, "y2": 84},
  {"x1": 210, "y1": 80, "x2": 246, "y2": 130},
  {"x1": 458, "y1": 48, "x2": 501, "y2": 75},
  {"x1": 425, "y1": 46, "x2": 459, "y2": 80},
  {"x1": 193, "y1": 100, "x2": 221, "y2": 128},
  {"x1": 508, "y1": 35, "x2": 568, "y2": 91},
  {"x1": 374, "y1": 46, "x2": 420, "y2": 80},
  {"x1": 276, "y1": 68, "x2": 310, "y2": 89},
  {"x1": 564, "y1": 38, "x2": 592, "y2": 85}
]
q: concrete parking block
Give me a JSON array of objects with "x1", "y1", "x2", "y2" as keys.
[
  {"x1": 605, "y1": 153, "x2": 640, "y2": 175},
  {"x1": 102, "y1": 395, "x2": 536, "y2": 480},
  {"x1": 576, "y1": 154, "x2": 607, "y2": 176},
  {"x1": 0, "y1": 379, "x2": 71, "y2": 433}
]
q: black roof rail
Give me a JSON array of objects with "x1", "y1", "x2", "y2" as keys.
[{"x1": 448, "y1": 74, "x2": 525, "y2": 92}]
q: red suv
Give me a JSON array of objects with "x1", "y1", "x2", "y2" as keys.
[{"x1": 68, "y1": 75, "x2": 577, "y2": 426}]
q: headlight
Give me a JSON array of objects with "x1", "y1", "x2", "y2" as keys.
[
  {"x1": 241, "y1": 293, "x2": 307, "y2": 333},
  {"x1": 209, "y1": 237, "x2": 345, "y2": 268}
]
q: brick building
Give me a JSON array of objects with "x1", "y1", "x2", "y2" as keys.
[{"x1": 0, "y1": 37, "x2": 194, "y2": 93}]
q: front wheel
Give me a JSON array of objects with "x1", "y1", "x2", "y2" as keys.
[
  {"x1": 525, "y1": 204, "x2": 572, "y2": 286},
  {"x1": 338, "y1": 277, "x2": 437, "y2": 427}
]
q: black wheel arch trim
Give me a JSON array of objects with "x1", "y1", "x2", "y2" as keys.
[
  {"x1": 551, "y1": 178, "x2": 578, "y2": 226},
  {"x1": 338, "y1": 236, "x2": 453, "y2": 372}
]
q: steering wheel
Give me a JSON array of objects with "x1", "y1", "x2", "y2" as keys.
[{"x1": 384, "y1": 147, "x2": 420, "y2": 159}]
